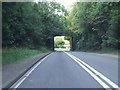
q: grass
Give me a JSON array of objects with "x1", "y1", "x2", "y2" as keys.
[{"x1": 2, "y1": 47, "x2": 48, "y2": 65}]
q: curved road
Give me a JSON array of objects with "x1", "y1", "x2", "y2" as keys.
[{"x1": 12, "y1": 51, "x2": 119, "y2": 88}]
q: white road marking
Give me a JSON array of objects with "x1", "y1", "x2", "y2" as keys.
[
  {"x1": 70, "y1": 54, "x2": 119, "y2": 88},
  {"x1": 64, "y1": 52, "x2": 119, "y2": 89},
  {"x1": 64, "y1": 52, "x2": 110, "y2": 88},
  {"x1": 14, "y1": 77, "x2": 26, "y2": 88},
  {"x1": 11, "y1": 52, "x2": 54, "y2": 88}
]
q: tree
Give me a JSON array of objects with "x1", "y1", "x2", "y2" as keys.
[
  {"x1": 54, "y1": 38, "x2": 65, "y2": 48},
  {"x1": 2, "y1": 2, "x2": 68, "y2": 50},
  {"x1": 64, "y1": 36, "x2": 71, "y2": 41},
  {"x1": 68, "y1": 2, "x2": 119, "y2": 51}
]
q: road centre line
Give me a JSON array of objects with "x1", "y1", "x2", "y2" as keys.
[
  {"x1": 68, "y1": 52, "x2": 119, "y2": 88},
  {"x1": 10, "y1": 52, "x2": 54, "y2": 89},
  {"x1": 64, "y1": 52, "x2": 110, "y2": 88},
  {"x1": 64, "y1": 52, "x2": 119, "y2": 89},
  {"x1": 68, "y1": 53, "x2": 119, "y2": 88}
]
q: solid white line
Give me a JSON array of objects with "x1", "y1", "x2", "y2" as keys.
[
  {"x1": 67, "y1": 52, "x2": 119, "y2": 88},
  {"x1": 12, "y1": 52, "x2": 54, "y2": 88},
  {"x1": 64, "y1": 52, "x2": 111, "y2": 88},
  {"x1": 14, "y1": 77, "x2": 27, "y2": 88}
]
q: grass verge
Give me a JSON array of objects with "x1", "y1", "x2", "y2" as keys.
[{"x1": 2, "y1": 47, "x2": 48, "y2": 65}]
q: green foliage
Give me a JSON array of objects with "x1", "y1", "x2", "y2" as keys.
[
  {"x1": 54, "y1": 38, "x2": 65, "y2": 48},
  {"x1": 64, "y1": 36, "x2": 71, "y2": 41},
  {"x1": 2, "y1": 47, "x2": 48, "y2": 65},
  {"x1": 69, "y1": 2, "x2": 119, "y2": 51},
  {"x1": 2, "y1": 2, "x2": 68, "y2": 50},
  {"x1": 2, "y1": 2, "x2": 119, "y2": 52}
]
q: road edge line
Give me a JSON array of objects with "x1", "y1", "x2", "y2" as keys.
[{"x1": 10, "y1": 52, "x2": 54, "y2": 89}]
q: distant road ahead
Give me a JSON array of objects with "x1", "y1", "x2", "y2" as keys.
[{"x1": 12, "y1": 51, "x2": 119, "y2": 88}]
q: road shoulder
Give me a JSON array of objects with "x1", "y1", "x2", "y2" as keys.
[{"x1": 2, "y1": 52, "x2": 52, "y2": 88}]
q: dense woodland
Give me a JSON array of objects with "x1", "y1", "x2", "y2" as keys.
[
  {"x1": 70, "y1": 2, "x2": 120, "y2": 51},
  {"x1": 2, "y1": 2, "x2": 120, "y2": 51},
  {"x1": 2, "y1": 2, "x2": 68, "y2": 50}
]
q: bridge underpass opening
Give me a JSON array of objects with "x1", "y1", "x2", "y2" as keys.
[{"x1": 54, "y1": 36, "x2": 72, "y2": 51}]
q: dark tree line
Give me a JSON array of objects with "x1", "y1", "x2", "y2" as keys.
[
  {"x1": 2, "y1": 2, "x2": 120, "y2": 51},
  {"x1": 2, "y1": 2, "x2": 68, "y2": 50},
  {"x1": 69, "y1": 2, "x2": 120, "y2": 51}
]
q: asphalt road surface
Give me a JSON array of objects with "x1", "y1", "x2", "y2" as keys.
[{"x1": 12, "y1": 51, "x2": 119, "y2": 88}]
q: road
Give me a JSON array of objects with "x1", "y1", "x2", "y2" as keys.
[{"x1": 11, "y1": 51, "x2": 119, "y2": 88}]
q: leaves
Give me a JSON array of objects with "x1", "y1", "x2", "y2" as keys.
[
  {"x1": 68, "y1": 2, "x2": 119, "y2": 50},
  {"x1": 2, "y1": 2, "x2": 68, "y2": 50}
]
